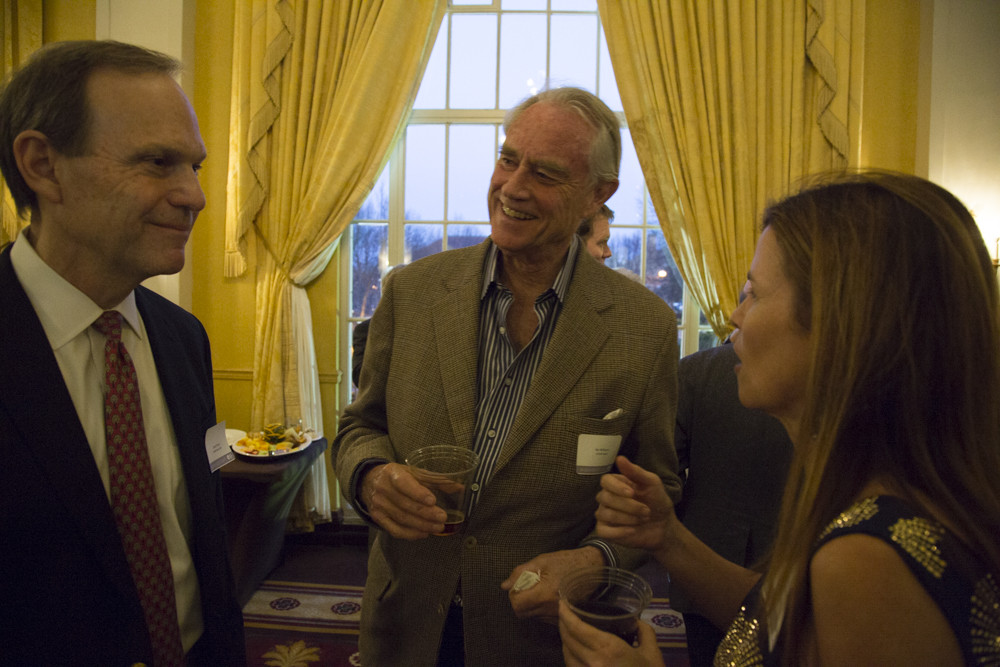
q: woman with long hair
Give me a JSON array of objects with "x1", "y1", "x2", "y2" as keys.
[{"x1": 558, "y1": 172, "x2": 1000, "y2": 666}]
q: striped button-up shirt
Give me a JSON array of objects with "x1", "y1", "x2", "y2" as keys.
[{"x1": 468, "y1": 236, "x2": 615, "y2": 566}]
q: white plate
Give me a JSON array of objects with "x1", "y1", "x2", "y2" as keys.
[
  {"x1": 230, "y1": 434, "x2": 313, "y2": 459},
  {"x1": 225, "y1": 429, "x2": 247, "y2": 447}
]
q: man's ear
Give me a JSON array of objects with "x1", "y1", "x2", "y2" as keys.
[
  {"x1": 13, "y1": 130, "x2": 63, "y2": 205},
  {"x1": 584, "y1": 178, "x2": 619, "y2": 218}
]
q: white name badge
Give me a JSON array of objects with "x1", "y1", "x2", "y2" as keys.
[
  {"x1": 205, "y1": 421, "x2": 234, "y2": 472},
  {"x1": 576, "y1": 434, "x2": 622, "y2": 475}
]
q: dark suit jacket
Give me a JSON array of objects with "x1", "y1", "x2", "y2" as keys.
[
  {"x1": 672, "y1": 343, "x2": 792, "y2": 612},
  {"x1": 335, "y1": 239, "x2": 682, "y2": 667},
  {"x1": 351, "y1": 318, "x2": 371, "y2": 387},
  {"x1": 0, "y1": 244, "x2": 246, "y2": 666}
]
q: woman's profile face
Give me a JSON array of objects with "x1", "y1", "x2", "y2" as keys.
[{"x1": 729, "y1": 226, "x2": 812, "y2": 431}]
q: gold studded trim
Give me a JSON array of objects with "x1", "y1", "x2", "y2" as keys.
[
  {"x1": 888, "y1": 516, "x2": 947, "y2": 579},
  {"x1": 714, "y1": 606, "x2": 764, "y2": 667},
  {"x1": 971, "y1": 573, "x2": 1000, "y2": 666},
  {"x1": 818, "y1": 497, "x2": 880, "y2": 541}
]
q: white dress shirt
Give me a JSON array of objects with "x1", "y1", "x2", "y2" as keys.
[{"x1": 10, "y1": 229, "x2": 204, "y2": 651}]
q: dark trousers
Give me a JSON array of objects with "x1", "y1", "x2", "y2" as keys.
[
  {"x1": 435, "y1": 603, "x2": 465, "y2": 667},
  {"x1": 683, "y1": 612, "x2": 726, "y2": 667}
]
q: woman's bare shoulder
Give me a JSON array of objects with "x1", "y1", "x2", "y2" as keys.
[{"x1": 808, "y1": 534, "x2": 963, "y2": 667}]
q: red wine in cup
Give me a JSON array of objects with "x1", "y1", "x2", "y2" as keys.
[{"x1": 572, "y1": 600, "x2": 639, "y2": 645}]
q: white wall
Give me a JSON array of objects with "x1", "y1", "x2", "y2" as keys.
[{"x1": 918, "y1": 0, "x2": 1000, "y2": 254}]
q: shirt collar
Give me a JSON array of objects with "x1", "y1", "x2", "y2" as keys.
[
  {"x1": 481, "y1": 235, "x2": 580, "y2": 303},
  {"x1": 10, "y1": 228, "x2": 140, "y2": 349}
]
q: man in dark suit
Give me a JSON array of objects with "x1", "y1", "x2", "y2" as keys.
[
  {"x1": 672, "y1": 341, "x2": 792, "y2": 666},
  {"x1": 0, "y1": 41, "x2": 246, "y2": 666},
  {"x1": 335, "y1": 87, "x2": 681, "y2": 666}
]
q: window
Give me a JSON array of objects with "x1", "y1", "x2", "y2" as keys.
[{"x1": 341, "y1": 0, "x2": 716, "y2": 407}]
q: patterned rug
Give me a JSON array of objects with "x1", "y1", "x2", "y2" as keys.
[{"x1": 243, "y1": 580, "x2": 688, "y2": 667}]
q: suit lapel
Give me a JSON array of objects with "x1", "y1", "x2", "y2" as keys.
[
  {"x1": 432, "y1": 242, "x2": 488, "y2": 448},
  {"x1": 0, "y1": 246, "x2": 137, "y2": 600},
  {"x1": 493, "y1": 249, "x2": 613, "y2": 474},
  {"x1": 136, "y1": 288, "x2": 215, "y2": 527}
]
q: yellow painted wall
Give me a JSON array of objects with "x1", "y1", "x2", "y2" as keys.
[
  {"x1": 859, "y1": 0, "x2": 921, "y2": 173},
  {"x1": 42, "y1": 0, "x2": 95, "y2": 42}
]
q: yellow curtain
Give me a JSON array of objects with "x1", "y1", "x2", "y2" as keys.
[
  {"x1": 598, "y1": 0, "x2": 863, "y2": 337},
  {"x1": 1, "y1": 0, "x2": 41, "y2": 245},
  {"x1": 226, "y1": 0, "x2": 446, "y2": 530}
]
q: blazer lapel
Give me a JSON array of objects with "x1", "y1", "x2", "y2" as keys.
[
  {"x1": 0, "y1": 246, "x2": 137, "y2": 600},
  {"x1": 493, "y1": 249, "x2": 613, "y2": 474},
  {"x1": 432, "y1": 241, "x2": 489, "y2": 449}
]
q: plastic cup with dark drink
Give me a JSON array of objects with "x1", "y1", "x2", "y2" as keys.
[
  {"x1": 405, "y1": 446, "x2": 480, "y2": 536},
  {"x1": 559, "y1": 566, "x2": 653, "y2": 646}
]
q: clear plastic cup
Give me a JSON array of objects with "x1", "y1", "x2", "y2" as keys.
[
  {"x1": 559, "y1": 566, "x2": 653, "y2": 645},
  {"x1": 405, "y1": 446, "x2": 480, "y2": 536}
]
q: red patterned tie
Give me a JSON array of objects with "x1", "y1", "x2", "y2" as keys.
[{"x1": 94, "y1": 311, "x2": 185, "y2": 667}]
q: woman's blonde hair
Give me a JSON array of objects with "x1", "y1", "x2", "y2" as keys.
[{"x1": 759, "y1": 172, "x2": 1000, "y2": 662}]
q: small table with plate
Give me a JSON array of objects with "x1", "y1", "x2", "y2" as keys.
[{"x1": 220, "y1": 429, "x2": 328, "y2": 606}]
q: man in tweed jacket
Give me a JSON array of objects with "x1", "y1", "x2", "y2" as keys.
[{"x1": 334, "y1": 87, "x2": 681, "y2": 667}]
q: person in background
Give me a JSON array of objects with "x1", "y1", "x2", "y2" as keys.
[
  {"x1": 559, "y1": 172, "x2": 1000, "y2": 667},
  {"x1": 0, "y1": 41, "x2": 246, "y2": 666},
  {"x1": 672, "y1": 339, "x2": 792, "y2": 666},
  {"x1": 334, "y1": 86, "x2": 681, "y2": 666},
  {"x1": 577, "y1": 204, "x2": 614, "y2": 264}
]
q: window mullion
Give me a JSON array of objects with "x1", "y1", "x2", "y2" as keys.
[{"x1": 388, "y1": 137, "x2": 406, "y2": 266}]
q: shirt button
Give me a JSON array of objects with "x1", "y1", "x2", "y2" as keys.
[
  {"x1": 465, "y1": 536, "x2": 477, "y2": 548},
  {"x1": 487, "y1": 429, "x2": 496, "y2": 438},
  {"x1": 499, "y1": 326, "x2": 506, "y2": 334},
  {"x1": 437, "y1": 603, "x2": 445, "y2": 614},
  {"x1": 471, "y1": 483, "x2": 479, "y2": 491},
  {"x1": 504, "y1": 377, "x2": 512, "y2": 386}
]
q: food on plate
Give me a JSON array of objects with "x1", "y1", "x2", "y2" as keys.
[{"x1": 233, "y1": 423, "x2": 311, "y2": 457}]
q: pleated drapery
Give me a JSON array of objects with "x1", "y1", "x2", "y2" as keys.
[
  {"x1": 0, "y1": 0, "x2": 41, "y2": 245},
  {"x1": 598, "y1": 0, "x2": 863, "y2": 337},
  {"x1": 225, "y1": 0, "x2": 446, "y2": 530}
]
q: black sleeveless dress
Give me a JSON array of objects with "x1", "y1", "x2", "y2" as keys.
[{"x1": 712, "y1": 495, "x2": 1000, "y2": 666}]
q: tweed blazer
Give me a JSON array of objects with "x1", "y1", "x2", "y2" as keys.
[{"x1": 334, "y1": 239, "x2": 681, "y2": 667}]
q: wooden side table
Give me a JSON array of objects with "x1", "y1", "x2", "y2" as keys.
[{"x1": 221, "y1": 437, "x2": 328, "y2": 606}]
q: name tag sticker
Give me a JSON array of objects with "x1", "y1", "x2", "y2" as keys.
[
  {"x1": 576, "y1": 434, "x2": 622, "y2": 475},
  {"x1": 205, "y1": 421, "x2": 234, "y2": 472}
]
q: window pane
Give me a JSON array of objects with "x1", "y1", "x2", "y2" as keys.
[
  {"x1": 550, "y1": 14, "x2": 597, "y2": 92},
  {"x1": 414, "y1": 22, "x2": 447, "y2": 109},
  {"x1": 448, "y1": 125, "x2": 495, "y2": 222},
  {"x1": 501, "y1": 0, "x2": 546, "y2": 8},
  {"x1": 552, "y1": 0, "x2": 598, "y2": 10},
  {"x1": 453, "y1": 0, "x2": 492, "y2": 5},
  {"x1": 598, "y1": 25, "x2": 623, "y2": 111},
  {"x1": 647, "y1": 191, "x2": 659, "y2": 224},
  {"x1": 450, "y1": 14, "x2": 498, "y2": 109},
  {"x1": 606, "y1": 128, "x2": 644, "y2": 226},
  {"x1": 405, "y1": 125, "x2": 445, "y2": 221},
  {"x1": 448, "y1": 224, "x2": 491, "y2": 249},
  {"x1": 606, "y1": 226, "x2": 641, "y2": 275},
  {"x1": 646, "y1": 228, "x2": 684, "y2": 321},
  {"x1": 354, "y1": 166, "x2": 389, "y2": 221},
  {"x1": 499, "y1": 14, "x2": 547, "y2": 109},
  {"x1": 352, "y1": 223, "x2": 388, "y2": 318},
  {"x1": 699, "y1": 331, "x2": 719, "y2": 350},
  {"x1": 405, "y1": 224, "x2": 443, "y2": 264}
]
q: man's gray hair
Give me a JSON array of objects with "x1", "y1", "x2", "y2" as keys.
[
  {"x1": 504, "y1": 86, "x2": 621, "y2": 186},
  {"x1": 0, "y1": 40, "x2": 180, "y2": 217}
]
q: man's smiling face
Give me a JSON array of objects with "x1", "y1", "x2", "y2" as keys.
[{"x1": 488, "y1": 101, "x2": 612, "y2": 260}]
